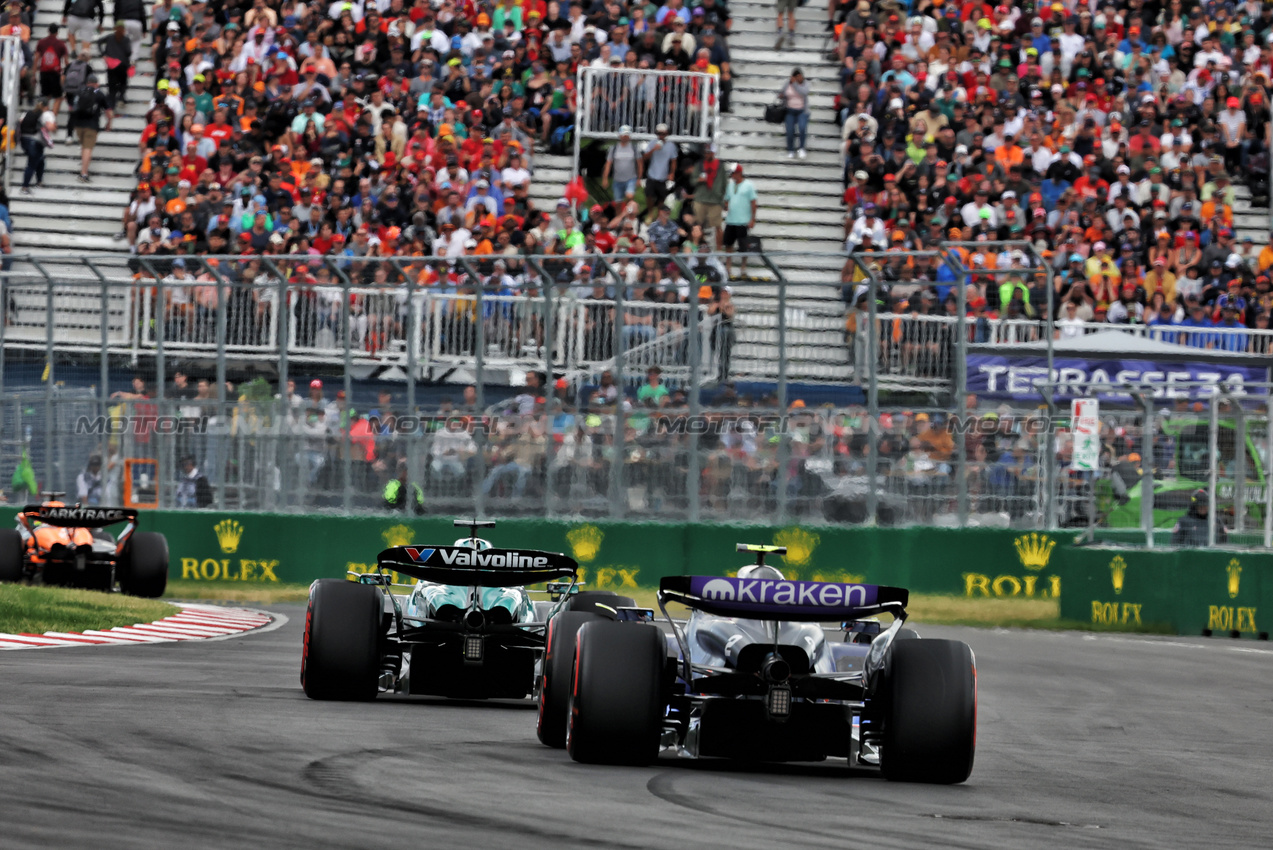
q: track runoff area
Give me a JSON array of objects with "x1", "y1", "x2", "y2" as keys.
[{"x1": 0, "y1": 604, "x2": 1268, "y2": 848}]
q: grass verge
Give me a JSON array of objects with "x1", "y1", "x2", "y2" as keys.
[
  {"x1": 163, "y1": 580, "x2": 312, "y2": 605},
  {"x1": 0, "y1": 584, "x2": 177, "y2": 634}
]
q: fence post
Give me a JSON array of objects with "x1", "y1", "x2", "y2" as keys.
[
  {"x1": 262, "y1": 258, "x2": 289, "y2": 400},
  {"x1": 135, "y1": 256, "x2": 168, "y2": 504},
  {"x1": 1208, "y1": 396, "x2": 1220, "y2": 547},
  {"x1": 30, "y1": 258, "x2": 56, "y2": 490},
  {"x1": 1042, "y1": 255, "x2": 1057, "y2": 530},
  {"x1": 390, "y1": 258, "x2": 420, "y2": 509},
  {"x1": 1234, "y1": 401, "x2": 1246, "y2": 537},
  {"x1": 525, "y1": 256, "x2": 560, "y2": 516},
  {"x1": 942, "y1": 248, "x2": 970, "y2": 525},
  {"x1": 596, "y1": 254, "x2": 626, "y2": 519},
  {"x1": 327, "y1": 259, "x2": 355, "y2": 514},
  {"x1": 542, "y1": 267, "x2": 557, "y2": 516},
  {"x1": 672, "y1": 255, "x2": 702, "y2": 523},
  {"x1": 83, "y1": 259, "x2": 113, "y2": 460},
  {"x1": 1265, "y1": 402, "x2": 1272, "y2": 548},
  {"x1": 1138, "y1": 391, "x2": 1155, "y2": 549},
  {"x1": 858, "y1": 255, "x2": 880, "y2": 526},
  {"x1": 471, "y1": 260, "x2": 487, "y2": 518},
  {"x1": 196, "y1": 257, "x2": 231, "y2": 507}
]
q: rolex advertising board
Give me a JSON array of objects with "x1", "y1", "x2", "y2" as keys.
[
  {"x1": 119, "y1": 509, "x2": 1273, "y2": 638},
  {"x1": 134, "y1": 510, "x2": 1070, "y2": 599},
  {"x1": 1057, "y1": 545, "x2": 1271, "y2": 638}
]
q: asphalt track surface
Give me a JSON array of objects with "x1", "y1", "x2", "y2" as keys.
[{"x1": 2, "y1": 605, "x2": 1271, "y2": 850}]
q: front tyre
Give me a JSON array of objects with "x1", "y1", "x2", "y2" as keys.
[
  {"x1": 119, "y1": 532, "x2": 168, "y2": 598},
  {"x1": 880, "y1": 638, "x2": 976, "y2": 784},
  {"x1": 567, "y1": 621, "x2": 665, "y2": 765},
  {"x1": 301, "y1": 579, "x2": 382, "y2": 701}
]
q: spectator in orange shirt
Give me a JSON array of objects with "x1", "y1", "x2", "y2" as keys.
[
  {"x1": 165, "y1": 180, "x2": 193, "y2": 216},
  {"x1": 994, "y1": 137, "x2": 1024, "y2": 172}
]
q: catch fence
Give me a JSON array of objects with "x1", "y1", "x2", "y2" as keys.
[{"x1": 0, "y1": 247, "x2": 1269, "y2": 548}]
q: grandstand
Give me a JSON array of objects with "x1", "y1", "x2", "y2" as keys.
[
  {"x1": 0, "y1": 0, "x2": 1269, "y2": 543},
  {"x1": 7, "y1": 0, "x2": 855, "y2": 386}
]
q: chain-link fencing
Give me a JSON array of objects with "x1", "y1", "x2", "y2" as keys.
[{"x1": 0, "y1": 250, "x2": 1270, "y2": 548}]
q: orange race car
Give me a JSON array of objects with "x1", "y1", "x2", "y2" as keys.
[{"x1": 0, "y1": 495, "x2": 169, "y2": 597}]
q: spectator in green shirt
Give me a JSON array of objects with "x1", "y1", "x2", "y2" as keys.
[
  {"x1": 998, "y1": 276, "x2": 1032, "y2": 317},
  {"x1": 191, "y1": 74, "x2": 213, "y2": 121},
  {"x1": 556, "y1": 214, "x2": 585, "y2": 251},
  {"x1": 722, "y1": 163, "x2": 757, "y2": 279},
  {"x1": 637, "y1": 366, "x2": 669, "y2": 407}
]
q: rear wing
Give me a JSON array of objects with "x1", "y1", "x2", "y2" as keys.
[
  {"x1": 659, "y1": 575, "x2": 908, "y2": 622},
  {"x1": 378, "y1": 546, "x2": 577, "y2": 587},
  {"x1": 20, "y1": 505, "x2": 139, "y2": 528}
]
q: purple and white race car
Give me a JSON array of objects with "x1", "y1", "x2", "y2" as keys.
[{"x1": 536, "y1": 544, "x2": 977, "y2": 784}]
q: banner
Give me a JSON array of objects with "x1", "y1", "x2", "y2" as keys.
[
  {"x1": 122, "y1": 510, "x2": 1077, "y2": 600},
  {"x1": 1071, "y1": 399, "x2": 1100, "y2": 471},
  {"x1": 967, "y1": 354, "x2": 1268, "y2": 401},
  {"x1": 1057, "y1": 544, "x2": 1271, "y2": 638}
]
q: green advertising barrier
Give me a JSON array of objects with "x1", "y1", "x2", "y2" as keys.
[
  {"x1": 1056, "y1": 544, "x2": 1272, "y2": 638},
  {"x1": 129, "y1": 510, "x2": 1076, "y2": 601}
]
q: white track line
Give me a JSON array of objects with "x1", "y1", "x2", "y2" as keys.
[{"x1": 0, "y1": 603, "x2": 274, "y2": 650}]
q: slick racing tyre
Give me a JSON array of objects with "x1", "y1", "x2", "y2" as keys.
[
  {"x1": 562, "y1": 590, "x2": 637, "y2": 617},
  {"x1": 880, "y1": 638, "x2": 976, "y2": 784},
  {"x1": 0, "y1": 528, "x2": 24, "y2": 583},
  {"x1": 119, "y1": 532, "x2": 169, "y2": 598},
  {"x1": 301, "y1": 579, "x2": 382, "y2": 701},
  {"x1": 537, "y1": 611, "x2": 598, "y2": 748},
  {"x1": 567, "y1": 620, "x2": 665, "y2": 766}
]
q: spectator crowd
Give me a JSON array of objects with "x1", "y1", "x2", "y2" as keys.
[
  {"x1": 832, "y1": 0, "x2": 1273, "y2": 355},
  {"x1": 3, "y1": 0, "x2": 746, "y2": 369}
]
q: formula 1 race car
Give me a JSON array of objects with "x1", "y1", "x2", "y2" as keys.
[
  {"x1": 301, "y1": 519, "x2": 639, "y2": 704},
  {"x1": 0, "y1": 495, "x2": 169, "y2": 597},
  {"x1": 540, "y1": 544, "x2": 976, "y2": 784}
]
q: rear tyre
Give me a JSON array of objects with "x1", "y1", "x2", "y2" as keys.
[
  {"x1": 301, "y1": 579, "x2": 382, "y2": 701},
  {"x1": 119, "y1": 532, "x2": 168, "y2": 598},
  {"x1": 880, "y1": 638, "x2": 976, "y2": 784},
  {"x1": 562, "y1": 590, "x2": 637, "y2": 617},
  {"x1": 567, "y1": 621, "x2": 665, "y2": 765},
  {"x1": 0, "y1": 528, "x2": 24, "y2": 583},
  {"x1": 537, "y1": 611, "x2": 599, "y2": 748}
]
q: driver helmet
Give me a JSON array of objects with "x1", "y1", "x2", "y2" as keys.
[
  {"x1": 737, "y1": 564, "x2": 785, "y2": 581},
  {"x1": 452, "y1": 537, "x2": 492, "y2": 551},
  {"x1": 1189, "y1": 487, "x2": 1208, "y2": 515}
]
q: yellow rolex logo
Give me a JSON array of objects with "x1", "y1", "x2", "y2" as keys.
[
  {"x1": 775, "y1": 527, "x2": 820, "y2": 567},
  {"x1": 214, "y1": 519, "x2": 244, "y2": 554},
  {"x1": 382, "y1": 524, "x2": 414, "y2": 549},
  {"x1": 1014, "y1": 532, "x2": 1056, "y2": 570},
  {"x1": 1227, "y1": 559, "x2": 1242, "y2": 598},
  {"x1": 567, "y1": 525, "x2": 604, "y2": 563},
  {"x1": 1110, "y1": 555, "x2": 1127, "y2": 595}
]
